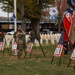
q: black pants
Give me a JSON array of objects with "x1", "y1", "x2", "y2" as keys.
[{"x1": 63, "y1": 41, "x2": 68, "y2": 54}]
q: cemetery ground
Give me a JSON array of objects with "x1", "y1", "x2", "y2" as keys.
[{"x1": 0, "y1": 43, "x2": 75, "y2": 75}]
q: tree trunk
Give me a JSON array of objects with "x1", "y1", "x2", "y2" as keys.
[
  {"x1": 31, "y1": 19, "x2": 40, "y2": 40},
  {"x1": 31, "y1": 19, "x2": 46, "y2": 57},
  {"x1": 20, "y1": 0, "x2": 26, "y2": 48}
]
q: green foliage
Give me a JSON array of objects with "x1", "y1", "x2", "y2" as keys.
[
  {"x1": 24, "y1": 0, "x2": 54, "y2": 19},
  {"x1": 0, "y1": 0, "x2": 54, "y2": 19},
  {"x1": 0, "y1": 0, "x2": 14, "y2": 13}
]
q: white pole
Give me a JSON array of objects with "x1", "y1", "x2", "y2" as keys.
[
  {"x1": 14, "y1": 0, "x2": 17, "y2": 32},
  {"x1": 14, "y1": 0, "x2": 17, "y2": 55}
]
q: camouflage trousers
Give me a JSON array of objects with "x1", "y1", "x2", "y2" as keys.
[{"x1": 17, "y1": 44, "x2": 24, "y2": 59}]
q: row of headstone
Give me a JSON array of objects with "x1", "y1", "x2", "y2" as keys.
[
  {"x1": 34, "y1": 33, "x2": 61, "y2": 46},
  {"x1": 40, "y1": 33, "x2": 61, "y2": 44},
  {"x1": 25, "y1": 33, "x2": 61, "y2": 45},
  {"x1": 4, "y1": 33, "x2": 61, "y2": 48},
  {"x1": 4, "y1": 34, "x2": 13, "y2": 48}
]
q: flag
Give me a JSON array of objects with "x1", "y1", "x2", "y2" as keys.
[
  {"x1": 69, "y1": 17, "x2": 75, "y2": 44},
  {"x1": 49, "y1": 7, "x2": 58, "y2": 16},
  {"x1": 63, "y1": 14, "x2": 72, "y2": 41},
  {"x1": 10, "y1": 13, "x2": 16, "y2": 21},
  {"x1": 53, "y1": 11, "x2": 72, "y2": 57},
  {"x1": 12, "y1": 42, "x2": 17, "y2": 50},
  {"x1": 63, "y1": 7, "x2": 75, "y2": 43},
  {"x1": 26, "y1": 43, "x2": 33, "y2": 53},
  {"x1": 54, "y1": 44, "x2": 63, "y2": 57},
  {"x1": 70, "y1": 47, "x2": 75, "y2": 60},
  {"x1": 0, "y1": 42, "x2": 4, "y2": 51},
  {"x1": 58, "y1": 30, "x2": 65, "y2": 44},
  {"x1": 53, "y1": 31, "x2": 64, "y2": 57},
  {"x1": 66, "y1": 7, "x2": 73, "y2": 14}
]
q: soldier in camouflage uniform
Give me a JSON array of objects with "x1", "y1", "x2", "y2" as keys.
[
  {"x1": 29, "y1": 30, "x2": 36, "y2": 43},
  {"x1": 14, "y1": 28, "x2": 25, "y2": 59}
]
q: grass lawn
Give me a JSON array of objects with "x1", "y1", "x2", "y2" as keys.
[{"x1": 0, "y1": 43, "x2": 75, "y2": 75}]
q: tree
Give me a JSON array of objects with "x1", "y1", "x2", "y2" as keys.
[
  {"x1": 23, "y1": 0, "x2": 54, "y2": 40},
  {"x1": 0, "y1": 0, "x2": 55, "y2": 56},
  {"x1": 55, "y1": 0, "x2": 68, "y2": 32},
  {"x1": 0, "y1": 0, "x2": 54, "y2": 48}
]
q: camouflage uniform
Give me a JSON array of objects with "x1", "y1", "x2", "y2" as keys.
[
  {"x1": 29, "y1": 30, "x2": 36, "y2": 43},
  {"x1": 14, "y1": 29, "x2": 25, "y2": 58}
]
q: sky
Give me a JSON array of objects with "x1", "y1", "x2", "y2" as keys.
[
  {"x1": 0, "y1": 9, "x2": 13, "y2": 17},
  {"x1": 0, "y1": 5, "x2": 58, "y2": 18},
  {"x1": 0, "y1": 3, "x2": 13, "y2": 17}
]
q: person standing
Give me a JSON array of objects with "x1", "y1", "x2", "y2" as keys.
[
  {"x1": 0, "y1": 32, "x2": 4, "y2": 51},
  {"x1": 29, "y1": 30, "x2": 36, "y2": 43},
  {"x1": 14, "y1": 28, "x2": 25, "y2": 59}
]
